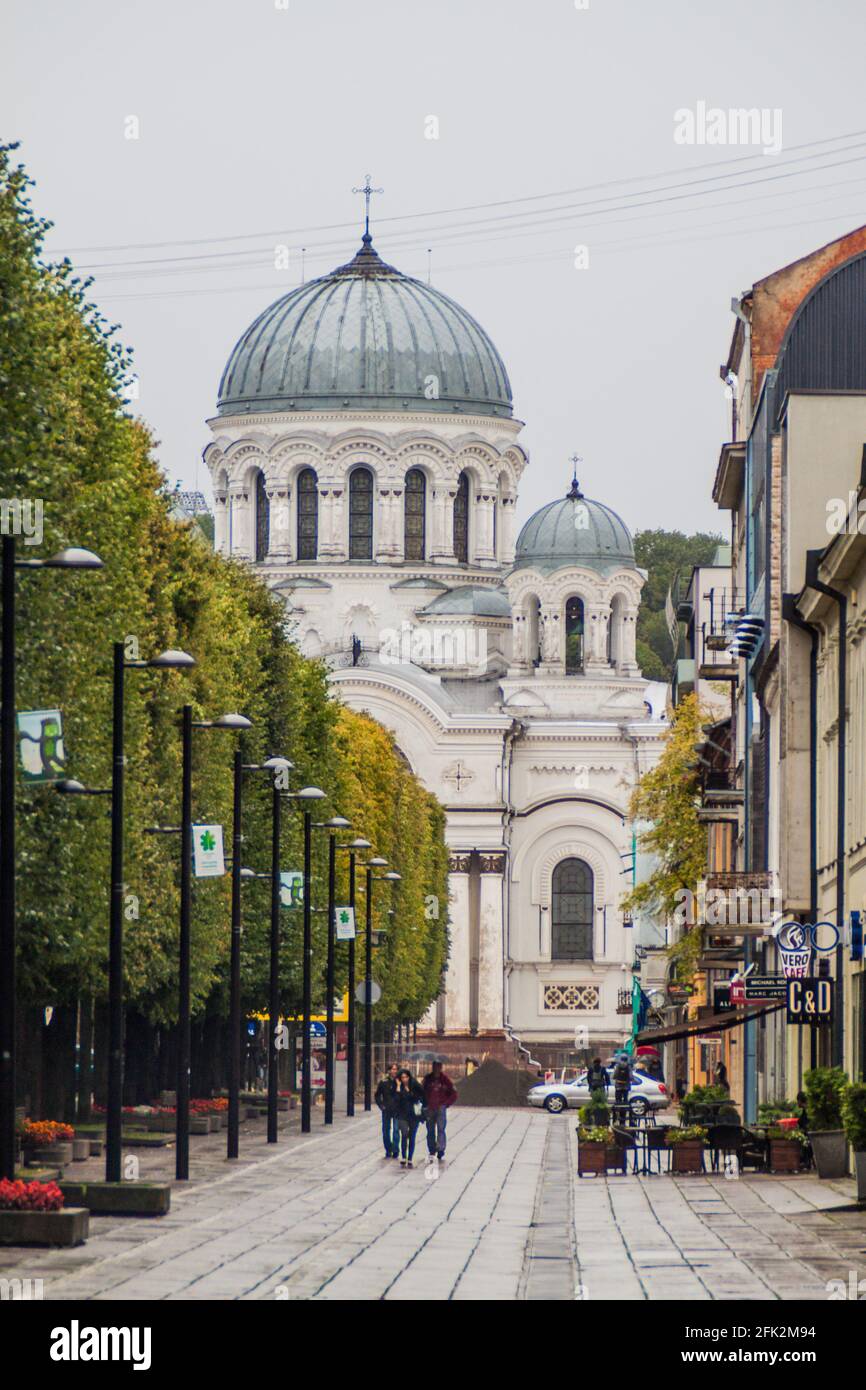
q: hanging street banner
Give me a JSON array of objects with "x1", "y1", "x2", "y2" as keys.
[
  {"x1": 192, "y1": 823, "x2": 225, "y2": 878},
  {"x1": 335, "y1": 905, "x2": 355, "y2": 940},
  {"x1": 17, "y1": 708, "x2": 66, "y2": 783},
  {"x1": 280, "y1": 870, "x2": 303, "y2": 908},
  {"x1": 787, "y1": 977, "x2": 834, "y2": 1025}
]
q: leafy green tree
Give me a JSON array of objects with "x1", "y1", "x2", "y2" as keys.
[{"x1": 634, "y1": 529, "x2": 724, "y2": 679}]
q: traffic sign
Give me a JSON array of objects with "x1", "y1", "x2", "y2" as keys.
[{"x1": 355, "y1": 980, "x2": 382, "y2": 1005}]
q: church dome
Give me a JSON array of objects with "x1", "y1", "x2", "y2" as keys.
[
  {"x1": 513, "y1": 478, "x2": 636, "y2": 575},
  {"x1": 217, "y1": 236, "x2": 512, "y2": 419},
  {"x1": 422, "y1": 584, "x2": 511, "y2": 617}
]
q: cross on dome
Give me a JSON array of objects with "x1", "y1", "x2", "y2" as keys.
[
  {"x1": 568, "y1": 456, "x2": 584, "y2": 500},
  {"x1": 352, "y1": 174, "x2": 384, "y2": 244}
]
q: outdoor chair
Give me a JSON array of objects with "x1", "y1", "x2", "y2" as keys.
[
  {"x1": 612, "y1": 1125, "x2": 639, "y2": 1174},
  {"x1": 707, "y1": 1124, "x2": 766, "y2": 1174},
  {"x1": 644, "y1": 1126, "x2": 669, "y2": 1173}
]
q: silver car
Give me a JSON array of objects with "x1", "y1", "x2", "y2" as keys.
[{"x1": 527, "y1": 1070, "x2": 668, "y2": 1116}]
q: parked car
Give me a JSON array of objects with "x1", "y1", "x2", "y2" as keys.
[{"x1": 527, "y1": 1070, "x2": 668, "y2": 1115}]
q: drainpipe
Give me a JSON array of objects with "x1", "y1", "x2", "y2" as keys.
[
  {"x1": 782, "y1": 594, "x2": 819, "y2": 1072},
  {"x1": 804, "y1": 550, "x2": 847, "y2": 1070}
]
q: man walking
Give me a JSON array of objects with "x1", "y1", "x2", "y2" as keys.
[
  {"x1": 422, "y1": 1060, "x2": 457, "y2": 1163},
  {"x1": 375, "y1": 1062, "x2": 400, "y2": 1159}
]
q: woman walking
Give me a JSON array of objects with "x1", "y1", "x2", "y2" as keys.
[{"x1": 395, "y1": 1068, "x2": 425, "y2": 1168}]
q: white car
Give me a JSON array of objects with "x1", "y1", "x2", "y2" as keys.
[{"x1": 527, "y1": 1070, "x2": 668, "y2": 1116}]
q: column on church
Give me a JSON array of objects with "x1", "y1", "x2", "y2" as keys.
[
  {"x1": 318, "y1": 486, "x2": 344, "y2": 559},
  {"x1": 584, "y1": 602, "x2": 610, "y2": 670},
  {"x1": 430, "y1": 487, "x2": 456, "y2": 563},
  {"x1": 620, "y1": 606, "x2": 640, "y2": 674},
  {"x1": 228, "y1": 481, "x2": 251, "y2": 559},
  {"x1": 266, "y1": 481, "x2": 292, "y2": 562},
  {"x1": 477, "y1": 855, "x2": 505, "y2": 1032},
  {"x1": 537, "y1": 604, "x2": 563, "y2": 672},
  {"x1": 443, "y1": 859, "x2": 471, "y2": 1033},
  {"x1": 473, "y1": 492, "x2": 497, "y2": 566},
  {"x1": 376, "y1": 488, "x2": 402, "y2": 561},
  {"x1": 213, "y1": 486, "x2": 228, "y2": 556},
  {"x1": 499, "y1": 495, "x2": 516, "y2": 564}
]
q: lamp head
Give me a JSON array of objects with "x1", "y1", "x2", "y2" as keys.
[
  {"x1": 209, "y1": 713, "x2": 253, "y2": 730},
  {"x1": 149, "y1": 649, "x2": 196, "y2": 669},
  {"x1": 44, "y1": 547, "x2": 104, "y2": 570},
  {"x1": 54, "y1": 779, "x2": 87, "y2": 794},
  {"x1": 344, "y1": 837, "x2": 372, "y2": 850},
  {"x1": 294, "y1": 786, "x2": 326, "y2": 800},
  {"x1": 383, "y1": 871, "x2": 401, "y2": 882},
  {"x1": 322, "y1": 816, "x2": 351, "y2": 829},
  {"x1": 262, "y1": 755, "x2": 294, "y2": 771}
]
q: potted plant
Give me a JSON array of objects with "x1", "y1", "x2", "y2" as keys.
[
  {"x1": 666, "y1": 1125, "x2": 707, "y2": 1173},
  {"x1": 804, "y1": 1067, "x2": 848, "y2": 1179},
  {"x1": 20, "y1": 1120, "x2": 75, "y2": 1167},
  {"x1": 841, "y1": 1081, "x2": 866, "y2": 1200},
  {"x1": 766, "y1": 1125, "x2": 809, "y2": 1173},
  {"x1": 0, "y1": 1178, "x2": 88, "y2": 1246},
  {"x1": 577, "y1": 1124, "x2": 617, "y2": 1176}
]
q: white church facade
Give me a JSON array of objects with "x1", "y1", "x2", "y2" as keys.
[{"x1": 203, "y1": 231, "x2": 666, "y2": 1066}]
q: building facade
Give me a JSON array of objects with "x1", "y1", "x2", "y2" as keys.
[{"x1": 203, "y1": 232, "x2": 666, "y2": 1064}]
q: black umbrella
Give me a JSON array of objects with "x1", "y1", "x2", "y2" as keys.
[{"x1": 403, "y1": 1049, "x2": 449, "y2": 1064}]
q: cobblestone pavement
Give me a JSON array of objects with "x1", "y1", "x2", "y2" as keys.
[{"x1": 2, "y1": 1107, "x2": 864, "y2": 1301}]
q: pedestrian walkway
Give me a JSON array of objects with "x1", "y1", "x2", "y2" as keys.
[{"x1": 2, "y1": 1108, "x2": 864, "y2": 1301}]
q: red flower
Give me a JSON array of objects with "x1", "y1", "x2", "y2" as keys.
[{"x1": 0, "y1": 1178, "x2": 64, "y2": 1211}]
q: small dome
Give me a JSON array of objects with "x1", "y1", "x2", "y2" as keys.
[
  {"x1": 217, "y1": 236, "x2": 512, "y2": 419},
  {"x1": 513, "y1": 479, "x2": 636, "y2": 576},
  {"x1": 422, "y1": 585, "x2": 511, "y2": 617}
]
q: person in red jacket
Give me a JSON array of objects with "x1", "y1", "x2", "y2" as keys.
[{"x1": 422, "y1": 1061, "x2": 457, "y2": 1162}]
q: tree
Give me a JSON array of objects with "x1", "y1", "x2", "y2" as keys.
[
  {"x1": 622, "y1": 694, "x2": 707, "y2": 979},
  {"x1": 634, "y1": 529, "x2": 724, "y2": 679}
]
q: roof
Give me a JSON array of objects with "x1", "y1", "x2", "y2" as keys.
[{"x1": 512, "y1": 479, "x2": 636, "y2": 575}]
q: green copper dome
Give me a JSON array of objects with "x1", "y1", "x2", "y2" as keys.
[
  {"x1": 513, "y1": 480, "x2": 636, "y2": 576},
  {"x1": 217, "y1": 236, "x2": 512, "y2": 419},
  {"x1": 423, "y1": 585, "x2": 511, "y2": 617}
]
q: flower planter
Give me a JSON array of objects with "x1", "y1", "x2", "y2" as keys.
[
  {"x1": 0, "y1": 1207, "x2": 89, "y2": 1247},
  {"x1": 59, "y1": 1181, "x2": 171, "y2": 1217},
  {"x1": 71, "y1": 1138, "x2": 90, "y2": 1162},
  {"x1": 88, "y1": 1139, "x2": 103, "y2": 1158},
  {"x1": 190, "y1": 1116, "x2": 210, "y2": 1135},
  {"x1": 25, "y1": 1143, "x2": 73, "y2": 1167},
  {"x1": 669, "y1": 1142, "x2": 705, "y2": 1174},
  {"x1": 577, "y1": 1140, "x2": 607, "y2": 1176},
  {"x1": 207, "y1": 1114, "x2": 221, "y2": 1132},
  {"x1": 218, "y1": 1112, "x2": 228, "y2": 1128},
  {"x1": 147, "y1": 1113, "x2": 176, "y2": 1133},
  {"x1": 810, "y1": 1130, "x2": 848, "y2": 1179},
  {"x1": 769, "y1": 1139, "x2": 803, "y2": 1173},
  {"x1": 854, "y1": 1151, "x2": 866, "y2": 1202}
]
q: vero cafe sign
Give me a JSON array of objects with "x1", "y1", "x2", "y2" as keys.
[{"x1": 729, "y1": 921, "x2": 840, "y2": 1004}]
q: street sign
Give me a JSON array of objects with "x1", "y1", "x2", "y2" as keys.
[
  {"x1": 192, "y1": 823, "x2": 225, "y2": 877},
  {"x1": 787, "y1": 977, "x2": 834, "y2": 1025},
  {"x1": 355, "y1": 980, "x2": 382, "y2": 1005},
  {"x1": 17, "y1": 708, "x2": 66, "y2": 782},
  {"x1": 309, "y1": 1021, "x2": 326, "y2": 1038},
  {"x1": 744, "y1": 973, "x2": 787, "y2": 1001},
  {"x1": 335, "y1": 905, "x2": 355, "y2": 940},
  {"x1": 279, "y1": 871, "x2": 303, "y2": 908}
]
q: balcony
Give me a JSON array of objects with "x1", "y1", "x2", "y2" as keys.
[{"x1": 616, "y1": 988, "x2": 633, "y2": 1015}]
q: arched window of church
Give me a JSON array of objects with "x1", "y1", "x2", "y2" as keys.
[
  {"x1": 349, "y1": 466, "x2": 374, "y2": 561},
  {"x1": 565, "y1": 596, "x2": 584, "y2": 673},
  {"x1": 453, "y1": 471, "x2": 469, "y2": 563},
  {"x1": 551, "y1": 858, "x2": 594, "y2": 960},
  {"x1": 404, "y1": 468, "x2": 426, "y2": 561},
  {"x1": 297, "y1": 468, "x2": 318, "y2": 561},
  {"x1": 254, "y1": 469, "x2": 269, "y2": 562}
]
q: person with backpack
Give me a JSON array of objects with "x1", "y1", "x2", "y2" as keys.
[
  {"x1": 375, "y1": 1062, "x2": 400, "y2": 1159},
  {"x1": 585, "y1": 1056, "x2": 609, "y2": 1096},
  {"x1": 394, "y1": 1068, "x2": 425, "y2": 1168},
  {"x1": 422, "y1": 1061, "x2": 457, "y2": 1163},
  {"x1": 612, "y1": 1053, "x2": 632, "y2": 1108}
]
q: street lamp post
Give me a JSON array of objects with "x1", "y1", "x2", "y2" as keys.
[
  {"x1": 1, "y1": 539, "x2": 102, "y2": 1182},
  {"x1": 282, "y1": 787, "x2": 325, "y2": 1135},
  {"x1": 312, "y1": 818, "x2": 351, "y2": 1126},
  {"x1": 228, "y1": 756, "x2": 292, "y2": 1157},
  {"x1": 363, "y1": 859, "x2": 401, "y2": 1111},
  {"x1": 335, "y1": 839, "x2": 370, "y2": 1117},
  {"x1": 176, "y1": 710, "x2": 251, "y2": 1181}
]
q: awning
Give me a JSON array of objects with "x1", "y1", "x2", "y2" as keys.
[{"x1": 636, "y1": 1000, "x2": 785, "y2": 1046}]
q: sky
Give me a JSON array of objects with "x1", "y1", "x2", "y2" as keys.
[{"x1": 4, "y1": 0, "x2": 866, "y2": 535}]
